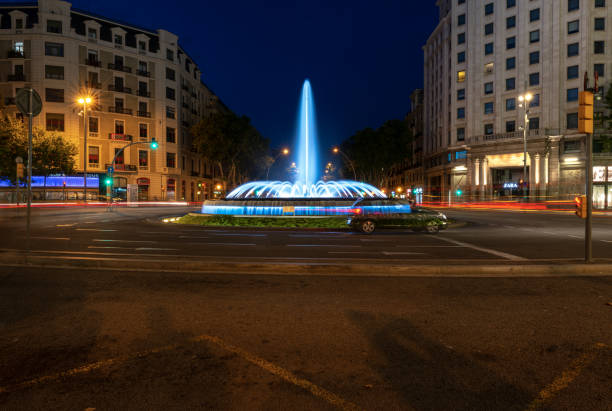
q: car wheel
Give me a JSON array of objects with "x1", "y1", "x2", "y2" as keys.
[
  {"x1": 425, "y1": 223, "x2": 440, "y2": 233},
  {"x1": 360, "y1": 220, "x2": 376, "y2": 234}
]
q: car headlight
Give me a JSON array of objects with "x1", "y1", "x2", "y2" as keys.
[{"x1": 437, "y1": 213, "x2": 447, "y2": 220}]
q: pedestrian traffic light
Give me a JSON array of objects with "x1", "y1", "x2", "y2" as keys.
[
  {"x1": 456, "y1": 189, "x2": 463, "y2": 197},
  {"x1": 578, "y1": 91, "x2": 593, "y2": 134},
  {"x1": 150, "y1": 138, "x2": 158, "y2": 149},
  {"x1": 104, "y1": 176, "x2": 112, "y2": 186},
  {"x1": 575, "y1": 195, "x2": 587, "y2": 219}
]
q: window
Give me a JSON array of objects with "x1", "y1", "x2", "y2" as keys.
[
  {"x1": 457, "y1": 51, "x2": 465, "y2": 63},
  {"x1": 506, "y1": 120, "x2": 516, "y2": 132},
  {"x1": 506, "y1": 77, "x2": 516, "y2": 90},
  {"x1": 114, "y1": 34, "x2": 122, "y2": 45},
  {"x1": 457, "y1": 89, "x2": 465, "y2": 100},
  {"x1": 529, "y1": 51, "x2": 540, "y2": 64},
  {"x1": 166, "y1": 127, "x2": 176, "y2": 143},
  {"x1": 506, "y1": 98, "x2": 516, "y2": 111},
  {"x1": 567, "y1": 112, "x2": 578, "y2": 129},
  {"x1": 88, "y1": 28, "x2": 97, "y2": 40},
  {"x1": 45, "y1": 88, "x2": 64, "y2": 103},
  {"x1": 47, "y1": 20, "x2": 62, "y2": 34},
  {"x1": 507, "y1": 0, "x2": 516, "y2": 7},
  {"x1": 138, "y1": 61, "x2": 147, "y2": 73},
  {"x1": 45, "y1": 65, "x2": 64, "y2": 80},
  {"x1": 594, "y1": 18, "x2": 605, "y2": 31},
  {"x1": 166, "y1": 87, "x2": 175, "y2": 100},
  {"x1": 485, "y1": 62, "x2": 494, "y2": 73},
  {"x1": 506, "y1": 16, "x2": 516, "y2": 29},
  {"x1": 89, "y1": 117, "x2": 98, "y2": 133},
  {"x1": 567, "y1": 88, "x2": 579, "y2": 101},
  {"x1": 530, "y1": 30, "x2": 540, "y2": 43},
  {"x1": 457, "y1": 128, "x2": 465, "y2": 141},
  {"x1": 485, "y1": 3, "x2": 494, "y2": 15},
  {"x1": 568, "y1": 0, "x2": 579, "y2": 11},
  {"x1": 166, "y1": 67, "x2": 175, "y2": 80},
  {"x1": 484, "y1": 102, "x2": 494, "y2": 114},
  {"x1": 530, "y1": 8, "x2": 540, "y2": 22},
  {"x1": 139, "y1": 41, "x2": 146, "y2": 51},
  {"x1": 457, "y1": 107, "x2": 465, "y2": 119},
  {"x1": 484, "y1": 124, "x2": 494, "y2": 135},
  {"x1": 595, "y1": 64, "x2": 605, "y2": 77},
  {"x1": 13, "y1": 41, "x2": 23, "y2": 55},
  {"x1": 567, "y1": 65, "x2": 579, "y2": 79},
  {"x1": 88, "y1": 146, "x2": 99, "y2": 166},
  {"x1": 458, "y1": 0, "x2": 465, "y2": 4},
  {"x1": 485, "y1": 23, "x2": 494, "y2": 35},
  {"x1": 139, "y1": 123, "x2": 148, "y2": 138},
  {"x1": 458, "y1": 32, "x2": 465, "y2": 44},
  {"x1": 568, "y1": 20, "x2": 579, "y2": 34},
  {"x1": 564, "y1": 141, "x2": 581, "y2": 152},
  {"x1": 506, "y1": 57, "x2": 516, "y2": 70},
  {"x1": 114, "y1": 148, "x2": 124, "y2": 165},
  {"x1": 568, "y1": 43, "x2": 579, "y2": 57},
  {"x1": 166, "y1": 152, "x2": 176, "y2": 168},
  {"x1": 166, "y1": 106, "x2": 175, "y2": 119},
  {"x1": 530, "y1": 94, "x2": 540, "y2": 107},
  {"x1": 457, "y1": 70, "x2": 466, "y2": 82},
  {"x1": 529, "y1": 72, "x2": 540, "y2": 86},
  {"x1": 506, "y1": 36, "x2": 516, "y2": 49},
  {"x1": 528, "y1": 117, "x2": 539, "y2": 130},
  {"x1": 114, "y1": 120, "x2": 124, "y2": 134},
  {"x1": 485, "y1": 42, "x2": 494, "y2": 55},
  {"x1": 45, "y1": 42, "x2": 64, "y2": 57},
  {"x1": 139, "y1": 150, "x2": 148, "y2": 168},
  {"x1": 484, "y1": 82, "x2": 494, "y2": 94},
  {"x1": 46, "y1": 113, "x2": 64, "y2": 131},
  {"x1": 166, "y1": 48, "x2": 174, "y2": 61},
  {"x1": 594, "y1": 41, "x2": 605, "y2": 54},
  {"x1": 595, "y1": 0, "x2": 605, "y2": 7},
  {"x1": 15, "y1": 19, "x2": 23, "y2": 29}
]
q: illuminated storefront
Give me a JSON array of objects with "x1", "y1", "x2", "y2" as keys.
[{"x1": 593, "y1": 166, "x2": 612, "y2": 210}]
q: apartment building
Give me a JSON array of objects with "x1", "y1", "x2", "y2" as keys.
[
  {"x1": 0, "y1": 0, "x2": 228, "y2": 202},
  {"x1": 424, "y1": 0, "x2": 612, "y2": 209}
]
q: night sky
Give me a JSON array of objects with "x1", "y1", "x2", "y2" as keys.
[{"x1": 70, "y1": 0, "x2": 437, "y2": 153}]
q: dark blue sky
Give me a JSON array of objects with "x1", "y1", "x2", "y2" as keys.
[{"x1": 71, "y1": 0, "x2": 437, "y2": 150}]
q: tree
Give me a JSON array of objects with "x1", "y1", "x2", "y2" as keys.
[
  {"x1": 191, "y1": 112, "x2": 269, "y2": 186},
  {"x1": 0, "y1": 113, "x2": 77, "y2": 183},
  {"x1": 340, "y1": 119, "x2": 412, "y2": 186}
]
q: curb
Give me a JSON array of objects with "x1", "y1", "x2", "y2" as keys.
[{"x1": 1, "y1": 253, "x2": 611, "y2": 277}]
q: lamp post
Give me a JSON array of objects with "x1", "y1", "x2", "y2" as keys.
[
  {"x1": 518, "y1": 92, "x2": 532, "y2": 199},
  {"x1": 78, "y1": 96, "x2": 92, "y2": 203},
  {"x1": 15, "y1": 156, "x2": 23, "y2": 205},
  {"x1": 266, "y1": 147, "x2": 289, "y2": 180},
  {"x1": 332, "y1": 147, "x2": 357, "y2": 180}
]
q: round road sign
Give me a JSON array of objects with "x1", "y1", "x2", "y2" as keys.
[{"x1": 15, "y1": 88, "x2": 42, "y2": 117}]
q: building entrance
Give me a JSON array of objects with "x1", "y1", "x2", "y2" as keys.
[{"x1": 491, "y1": 167, "x2": 528, "y2": 198}]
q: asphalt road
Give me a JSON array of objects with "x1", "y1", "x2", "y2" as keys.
[{"x1": 0, "y1": 206, "x2": 611, "y2": 410}]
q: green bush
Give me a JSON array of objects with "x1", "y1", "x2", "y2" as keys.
[{"x1": 175, "y1": 214, "x2": 348, "y2": 229}]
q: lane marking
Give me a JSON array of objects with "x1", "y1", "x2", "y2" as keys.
[
  {"x1": 601, "y1": 240, "x2": 612, "y2": 243},
  {"x1": 135, "y1": 247, "x2": 179, "y2": 251},
  {"x1": 87, "y1": 246, "x2": 134, "y2": 250},
  {"x1": 382, "y1": 251, "x2": 425, "y2": 256},
  {"x1": 567, "y1": 235, "x2": 581, "y2": 239},
  {"x1": 524, "y1": 343, "x2": 608, "y2": 411},
  {"x1": 55, "y1": 224, "x2": 76, "y2": 227},
  {"x1": 29, "y1": 237, "x2": 70, "y2": 241},
  {"x1": 286, "y1": 244, "x2": 361, "y2": 248},
  {"x1": 76, "y1": 229, "x2": 118, "y2": 232},
  {"x1": 179, "y1": 236, "x2": 209, "y2": 239},
  {"x1": 436, "y1": 236, "x2": 528, "y2": 261},
  {"x1": 92, "y1": 239, "x2": 155, "y2": 243},
  {"x1": 210, "y1": 233, "x2": 267, "y2": 237},
  {"x1": 199, "y1": 242, "x2": 257, "y2": 246},
  {"x1": 0, "y1": 335, "x2": 362, "y2": 411}
]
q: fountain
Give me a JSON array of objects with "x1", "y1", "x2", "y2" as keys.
[{"x1": 201, "y1": 79, "x2": 386, "y2": 216}]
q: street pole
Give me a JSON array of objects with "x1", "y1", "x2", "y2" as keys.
[
  {"x1": 82, "y1": 101, "x2": 88, "y2": 203},
  {"x1": 15, "y1": 156, "x2": 23, "y2": 206},
  {"x1": 585, "y1": 131, "x2": 593, "y2": 263},
  {"x1": 523, "y1": 109, "x2": 528, "y2": 199},
  {"x1": 26, "y1": 89, "x2": 33, "y2": 251}
]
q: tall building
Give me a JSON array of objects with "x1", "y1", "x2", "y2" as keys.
[
  {"x1": 424, "y1": 0, "x2": 612, "y2": 209},
  {"x1": 0, "y1": 0, "x2": 229, "y2": 202}
]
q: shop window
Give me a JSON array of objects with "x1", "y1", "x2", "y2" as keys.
[{"x1": 88, "y1": 146, "x2": 99, "y2": 165}]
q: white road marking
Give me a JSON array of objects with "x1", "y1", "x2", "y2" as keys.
[
  {"x1": 286, "y1": 244, "x2": 361, "y2": 248},
  {"x1": 76, "y1": 229, "x2": 118, "y2": 232},
  {"x1": 211, "y1": 233, "x2": 267, "y2": 237},
  {"x1": 92, "y1": 239, "x2": 156, "y2": 243},
  {"x1": 30, "y1": 237, "x2": 70, "y2": 241},
  {"x1": 567, "y1": 235, "x2": 581, "y2": 239},
  {"x1": 135, "y1": 247, "x2": 179, "y2": 251},
  {"x1": 87, "y1": 246, "x2": 134, "y2": 250},
  {"x1": 382, "y1": 251, "x2": 425, "y2": 255},
  {"x1": 436, "y1": 236, "x2": 528, "y2": 261},
  {"x1": 56, "y1": 224, "x2": 76, "y2": 227},
  {"x1": 200, "y1": 242, "x2": 257, "y2": 246},
  {"x1": 179, "y1": 236, "x2": 209, "y2": 239},
  {"x1": 601, "y1": 240, "x2": 612, "y2": 243}
]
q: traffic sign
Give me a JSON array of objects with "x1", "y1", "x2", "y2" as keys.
[
  {"x1": 15, "y1": 88, "x2": 42, "y2": 117},
  {"x1": 107, "y1": 166, "x2": 114, "y2": 175}
]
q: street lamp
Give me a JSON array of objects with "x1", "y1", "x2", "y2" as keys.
[
  {"x1": 266, "y1": 147, "x2": 290, "y2": 180},
  {"x1": 518, "y1": 92, "x2": 532, "y2": 198},
  {"x1": 331, "y1": 147, "x2": 357, "y2": 180},
  {"x1": 78, "y1": 96, "x2": 92, "y2": 203}
]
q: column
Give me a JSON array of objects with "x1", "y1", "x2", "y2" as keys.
[
  {"x1": 529, "y1": 153, "x2": 538, "y2": 200},
  {"x1": 481, "y1": 157, "x2": 488, "y2": 200},
  {"x1": 547, "y1": 136, "x2": 561, "y2": 199}
]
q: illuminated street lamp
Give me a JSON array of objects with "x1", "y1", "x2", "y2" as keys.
[
  {"x1": 266, "y1": 147, "x2": 290, "y2": 179},
  {"x1": 78, "y1": 96, "x2": 92, "y2": 203},
  {"x1": 331, "y1": 147, "x2": 357, "y2": 180},
  {"x1": 518, "y1": 92, "x2": 533, "y2": 198}
]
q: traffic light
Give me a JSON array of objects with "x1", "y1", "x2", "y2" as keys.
[
  {"x1": 575, "y1": 195, "x2": 587, "y2": 219},
  {"x1": 579, "y1": 91, "x2": 593, "y2": 134},
  {"x1": 150, "y1": 138, "x2": 158, "y2": 149},
  {"x1": 104, "y1": 176, "x2": 112, "y2": 186},
  {"x1": 456, "y1": 189, "x2": 463, "y2": 197}
]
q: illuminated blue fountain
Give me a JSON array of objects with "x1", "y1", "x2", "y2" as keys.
[{"x1": 202, "y1": 79, "x2": 385, "y2": 216}]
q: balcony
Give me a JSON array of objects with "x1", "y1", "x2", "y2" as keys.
[
  {"x1": 105, "y1": 163, "x2": 137, "y2": 172},
  {"x1": 85, "y1": 59, "x2": 101, "y2": 67},
  {"x1": 137, "y1": 111, "x2": 151, "y2": 118},
  {"x1": 108, "y1": 63, "x2": 132, "y2": 73},
  {"x1": 465, "y1": 128, "x2": 561, "y2": 145},
  {"x1": 108, "y1": 106, "x2": 133, "y2": 115},
  {"x1": 85, "y1": 81, "x2": 101, "y2": 89},
  {"x1": 136, "y1": 69, "x2": 150, "y2": 77},
  {"x1": 108, "y1": 84, "x2": 132, "y2": 94},
  {"x1": 108, "y1": 133, "x2": 132, "y2": 141},
  {"x1": 137, "y1": 89, "x2": 151, "y2": 97},
  {"x1": 7, "y1": 50, "x2": 24, "y2": 58},
  {"x1": 7, "y1": 74, "x2": 25, "y2": 82}
]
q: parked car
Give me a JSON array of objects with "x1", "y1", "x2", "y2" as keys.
[{"x1": 347, "y1": 198, "x2": 448, "y2": 234}]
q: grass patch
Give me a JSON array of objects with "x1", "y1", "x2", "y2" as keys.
[{"x1": 175, "y1": 214, "x2": 348, "y2": 229}]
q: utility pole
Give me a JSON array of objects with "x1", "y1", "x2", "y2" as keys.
[{"x1": 578, "y1": 81, "x2": 594, "y2": 263}]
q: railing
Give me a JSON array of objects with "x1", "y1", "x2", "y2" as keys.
[
  {"x1": 137, "y1": 111, "x2": 151, "y2": 118},
  {"x1": 137, "y1": 90, "x2": 151, "y2": 97},
  {"x1": 108, "y1": 133, "x2": 132, "y2": 141},
  {"x1": 7, "y1": 74, "x2": 25, "y2": 81},
  {"x1": 45, "y1": 73, "x2": 64, "y2": 80},
  {"x1": 108, "y1": 84, "x2": 132, "y2": 94},
  {"x1": 108, "y1": 63, "x2": 132, "y2": 73},
  {"x1": 85, "y1": 81, "x2": 101, "y2": 89},
  {"x1": 136, "y1": 69, "x2": 150, "y2": 77},
  {"x1": 85, "y1": 59, "x2": 101, "y2": 67},
  {"x1": 108, "y1": 106, "x2": 133, "y2": 115},
  {"x1": 7, "y1": 50, "x2": 24, "y2": 58},
  {"x1": 106, "y1": 163, "x2": 137, "y2": 172},
  {"x1": 465, "y1": 128, "x2": 561, "y2": 145}
]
